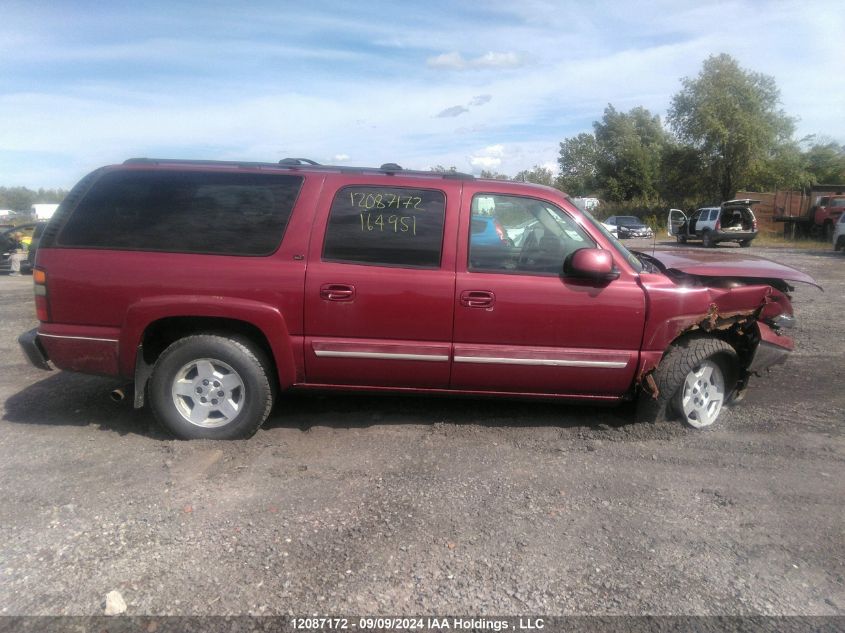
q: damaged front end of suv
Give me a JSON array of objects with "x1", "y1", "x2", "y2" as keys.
[{"x1": 632, "y1": 249, "x2": 819, "y2": 427}]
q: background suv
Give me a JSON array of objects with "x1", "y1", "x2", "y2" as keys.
[{"x1": 669, "y1": 199, "x2": 759, "y2": 247}]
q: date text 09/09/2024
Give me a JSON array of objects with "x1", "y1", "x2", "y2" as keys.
[{"x1": 290, "y1": 617, "x2": 546, "y2": 631}]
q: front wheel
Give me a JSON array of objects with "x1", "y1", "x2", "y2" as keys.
[
  {"x1": 636, "y1": 337, "x2": 737, "y2": 429},
  {"x1": 676, "y1": 235, "x2": 687, "y2": 244},
  {"x1": 149, "y1": 334, "x2": 275, "y2": 439}
]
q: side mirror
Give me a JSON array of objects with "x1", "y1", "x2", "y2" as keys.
[{"x1": 564, "y1": 248, "x2": 620, "y2": 282}]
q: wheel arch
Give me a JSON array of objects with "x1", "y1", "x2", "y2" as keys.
[
  {"x1": 121, "y1": 297, "x2": 299, "y2": 407},
  {"x1": 639, "y1": 330, "x2": 742, "y2": 396},
  {"x1": 635, "y1": 333, "x2": 740, "y2": 426}
]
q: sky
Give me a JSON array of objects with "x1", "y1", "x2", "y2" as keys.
[{"x1": 1, "y1": 0, "x2": 843, "y2": 189}]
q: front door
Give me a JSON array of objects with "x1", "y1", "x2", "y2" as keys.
[
  {"x1": 303, "y1": 178, "x2": 460, "y2": 388},
  {"x1": 668, "y1": 208, "x2": 688, "y2": 237},
  {"x1": 452, "y1": 190, "x2": 646, "y2": 397}
]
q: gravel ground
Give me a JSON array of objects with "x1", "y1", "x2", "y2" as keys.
[{"x1": 0, "y1": 242, "x2": 843, "y2": 617}]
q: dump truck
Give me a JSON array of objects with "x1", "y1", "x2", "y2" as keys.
[{"x1": 774, "y1": 185, "x2": 845, "y2": 240}]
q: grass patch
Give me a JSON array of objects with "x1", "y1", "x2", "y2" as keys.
[{"x1": 752, "y1": 232, "x2": 833, "y2": 249}]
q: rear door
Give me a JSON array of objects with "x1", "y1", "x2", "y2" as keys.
[
  {"x1": 698, "y1": 208, "x2": 718, "y2": 235},
  {"x1": 303, "y1": 176, "x2": 460, "y2": 388}
]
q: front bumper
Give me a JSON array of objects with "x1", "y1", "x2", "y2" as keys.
[
  {"x1": 18, "y1": 328, "x2": 51, "y2": 371},
  {"x1": 747, "y1": 322, "x2": 793, "y2": 374}
]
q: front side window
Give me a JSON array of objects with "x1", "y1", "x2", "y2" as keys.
[
  {"x1": 58, "y1": 170, "x2": 303, "y2": 255},
  {"x1": 468, "y1": 194, "x2": 595, "y2": 275},
  {"x1": 323, "y1": 186, "x2": 446, "y2": 268}
]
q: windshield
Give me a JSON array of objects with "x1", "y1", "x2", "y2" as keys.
[{"x1": 577, "y1": 206, "x2": 644, "y2": 272}]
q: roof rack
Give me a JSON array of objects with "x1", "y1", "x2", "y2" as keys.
[
  {"x1": 122, "y1": 158, "x2": 475, "y2": 180},
  {"x1": 278, "y1": 158, "x2": 321, "y2": 166}
]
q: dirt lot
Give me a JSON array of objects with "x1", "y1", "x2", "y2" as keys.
[{"x1": 0, "y1": 242, "x2": 843, "y2": 617}]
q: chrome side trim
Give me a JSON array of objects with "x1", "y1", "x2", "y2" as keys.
[
  {"x1": 454, "y1": 356, "x2": 627, "y2": 368},
  {"x1": 38, "y1": 333, "x2": 119, "y2": 344},
  {"x1": 315, "y1": 350, "x2": 449, "y2": 362}
]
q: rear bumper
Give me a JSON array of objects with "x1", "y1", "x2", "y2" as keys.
[
  {"x1": 747, "y1": 322, "x2": 793, "y2": 373},
  {"x1": 19, "y1": 325, "x2": 121, "y2": 376},
  {"x1": 714, "y1": 231, "x2": 756, "y2": 242},
  {"x1": 18, "y1": 328, "x2": 51, "y2": 371}
]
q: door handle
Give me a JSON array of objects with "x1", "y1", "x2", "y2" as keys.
[
  {"x1": 460, "y1": 290, "x2": 495, "y2": 308},
  {"x1": 320, "y1": 284, "x2": 355, "y2": 301}
]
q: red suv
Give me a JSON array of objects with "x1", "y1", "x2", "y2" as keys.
[{"x1": 18, "y1": 159, "x2": 817, "y2": 439}]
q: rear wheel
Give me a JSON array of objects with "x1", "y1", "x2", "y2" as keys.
[
  {"x1": 636, "y1": 337, "x2": 737, "y2": 429},
  {"x1": 149, "y1": 334, "x2": 274, "y2": 439},
  {"x1": 739, "y1": 239, "x2": 751, "y2": 247},
  {"x1": 702, "y1": 231, "x2": 715, "y2": 248}
]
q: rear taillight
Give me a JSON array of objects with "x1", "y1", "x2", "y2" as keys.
[
  {"x1": 33, "y1": 268, "x2": 50, "y2": 322},
  {"x1": 715, "y1": 218, "x2": 721, "y2": 231},
  {"x1": 753, "y1": 218, "x2": 758, "y2": 231}
]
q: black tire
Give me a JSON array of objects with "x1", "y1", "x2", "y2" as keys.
[
  {"x1": 636, "y1": 337, "x2": 737, "y2": 429},
  {"x1": 739, "y1": 239, "x2": 751, "y2": 247},
  {"x1": 823, "y1": 222, "x2": 834, "y2": 242},
  {"x1": 702, "y1": 231, "x2": 715, "y2": 248},
  {"x1": 676, "y1": 235, "x2": 687, "y2": 244},
  {"x1": 149, "y1": 334, "x2": 274, "y2": 440}
]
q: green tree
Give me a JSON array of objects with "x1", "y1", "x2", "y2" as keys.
[
  {"x1": 514, "y1": 165, "x2": 556, "y2": 187},
  {"x1": 745, "y1": 141, "x2": 812, "y2": 192},
  {"x1": 593, "y1": 105, "x2": 667, "y2": 203},
  {"x1": 0, "y1": 186, "x2": 67, "y2": 212},
  {"x1": 668, "y1": 53, "x2": 796, "y2": 200},
  {"x1": 557, "y1": 132, "x2": 598, "y2": 195},
  {"x1": 660, "y1": 143, "x2": 709, "y2": 206},
  {"x1": 801, "y1": 139, "x2": 845, "y2": 185},
  {"x1": 479, "y1": 169, "x2": 510, "y2": 180}
]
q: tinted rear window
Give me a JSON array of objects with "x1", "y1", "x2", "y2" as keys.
[{"x1": 57, "y1": 170, "x2": 303, "y2": 256}]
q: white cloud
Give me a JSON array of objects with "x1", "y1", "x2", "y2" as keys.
[
  {"x1": 470, "y1": 156, "x2": 502, "y2": 168},
  {"x1": 427, "y1": 52, "x2": 465, "y2": 70},
  {"x1": 469, "y1": 94, "x2": 492, "y2": 106},
  {"x1": 332, "y1": 153, "x2": 350, "y2": 162},
  {"x1": 474, "y1": 51, "x2": 525, "y2": 69},
  {"x1": 541, "y1": 161, "x2": 559, "y2": 175},
  {"x1": 436, "y1": 105, "x2": 469, "y2": 118},
  {"x1": 427, "y1": 51, "x2": 526, "y2": 71},
  {"x1": 469, "y1": 144, "x2": 507, "y2": 169}
]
